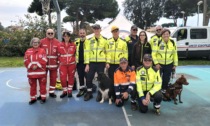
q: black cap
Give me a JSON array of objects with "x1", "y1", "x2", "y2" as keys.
[
  {"x1": 92, "y1": 24, "x2": 101, "y2": 29},
  {"x1": 131, "y1": 25, "x2": 138, "y2": 29},
  {"x1": 120, "y1": 57, "x2": 128, "y2": 63},
  {"x1": 143, "y1": 54, "x2": 152, "y2": 61}
]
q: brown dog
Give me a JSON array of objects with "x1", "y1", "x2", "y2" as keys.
[{"x1": 164, "y1": 75, "x2": 189, "y2": 105}]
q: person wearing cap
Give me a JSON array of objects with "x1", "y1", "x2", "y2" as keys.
[
  {"x1": 75, "y1": 29, "x2": 89, "y2": 97},
  {"x1": 106, "y1": 26, "x2": 128, "y2": 85},
  {"x1": 131, "y1": 31, "x2": 152, "y2": 70},
  {"x1": 84, "y1": 24, "x2": 108, "y2": 101},
  {"x1": 149, "y1": 25, "x2": 162, "y2": 49},
  {"x1": 152, "y1": 29, "x2": 178, "y2": 94},
  {"x1": 136, "y1": 54, "x2": 162, "y2": 115},
  {"x1": 125, "y1": 25, "x2": 139, "y2": 66},
  {"x1": 114, "y1": 57, "x2": 137, "y2": 110}
]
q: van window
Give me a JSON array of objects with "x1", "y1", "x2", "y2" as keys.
[
  {"x1": 190, "y1": 29, "x2": 207, "y2": 39},
  {"x1": 177, "y1": 29, "x2": 187, "y2": 41}
]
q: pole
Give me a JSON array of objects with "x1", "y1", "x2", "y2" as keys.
[
  {"x1": 197, "y1": 5, "x2": 199, "y2": 26},
  {"x1": 52, "y1": 0, "x2": 61, "y2": 41}
]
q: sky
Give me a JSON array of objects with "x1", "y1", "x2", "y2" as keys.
[{"x1": 0, "y1": 0, "x2": 207, "y2": 31}]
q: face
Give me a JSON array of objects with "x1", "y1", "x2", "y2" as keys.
[
  {"x1": 131, "y1": 28, "x2": 138, "y2": 36},
  {"x1": 46, "y1": 29, "x2": 55, "y2": 39},
  {"x1": 93, "y1": 28, "x2": 101, "y2": 36},
  {"x1": 156, "y1": 26, "x2": 162, "y2": 36},
  {"x1": 63, "y1": 34, "x2": 70, "y2": 42},
  {"x1": 112, "y1": 29, "x2": 119, "y2": 38},
  {"x1": 120, "y1": 62, "x2": 128, "y2": 71},
  {"x1": 162, "y1": 31, "x2": 170, "y2": 42},
  {"x1": 79, "y1": 29, "x2": 86, "y2": 41},
  {"x1": 143, "y1": 59, "x2": 152, "y2": 67},
  {"x1": 139, "y1": 32, "x2": 146, "y2": 42},
  {"x1": 32, "y1": 40, "x2": 40, "y2": 48}
]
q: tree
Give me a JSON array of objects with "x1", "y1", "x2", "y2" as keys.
[
  {"x1": 203, "y1": 0, "x2": 210, "y2": 26},
  {"x1": 123, "y1": 0, "x2": 165, "y2": 29},
  {"x1": 0, "y1": 22, "x2": 4, "y2": 31},
  {"x1": 28, "y1": 0, "x2": 66, "y2": 26},
  {"x1": 63, "y1": 0, "x2": 119, "y2": 34},
  {"x1": 163, "y1": 0, "x2": 198, "y2": 26}
]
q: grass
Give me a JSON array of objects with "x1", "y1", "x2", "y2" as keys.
[
  {"x1": 0, "y1": 57, "x2": 210, "y2": 67},
  {"x1": 0, "y1": 57, "x2": 24, "y2": 67}
]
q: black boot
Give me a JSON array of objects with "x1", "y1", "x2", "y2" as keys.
[
  {"x1": 29, "y1": 99, "x2": 37, "y2": 105},
  {"x1": 37, "y1": 96, "x2": 41, "y2": 100},
  {"x1": 68, "y1": 93, "x2": 72, "y2": 98},
  {"x1": 60, "y1": 93, "x2": 67, "y2": 98},
  {"x1": 49, "y1": 93, "x2": 57, "y2": 98},
  {"x1": 40, "y1": 99, "x2": 46, "y2": 104},
  {"x1": 84, "y1": 92, "x2": 93, "y2": 101},
  {"x1": 76, "y1": 88, "x2": 86, "y2": 97}
]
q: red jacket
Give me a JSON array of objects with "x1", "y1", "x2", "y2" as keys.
[
  {"x1": 24, "y1": 47, "x2": 47, "y2": 78},
  {"x1": 40, "y1": 38, "x2": 60, "y2": 70},
  {"x1": 58, "y1": 42, "x2": 76, "y2": 65}
]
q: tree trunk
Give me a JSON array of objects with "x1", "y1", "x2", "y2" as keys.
[
  {"x1": 173, "y1": 18, "x2": 177, "y2": 26},
  {"x1": 48, "y1": 12, "x2": 52, "y2": 27},
  {"x1": 184, "y1": 16, "x2": 187, "y2": 26},
  {"x1": 203, "y1": 0, "x2": 208, "y2": 26}
]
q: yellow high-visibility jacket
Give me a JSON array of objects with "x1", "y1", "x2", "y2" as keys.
[
  {"x1": 136, "y1": 66, "x2": 162, "y2": 98},
  {"x1": 85, "y1": 35, "x2": 107, "y2": 64},
  {"x1": 152, "y1": 39, "x2": 178, "y2": 66},
  {"x1": 106, "y1": 37, "x2": 128, "y2": 64},
  {"x1": 149, "y1": 35, "x2": 162, "y2": 49},
  {"x1": 75, "y1": 38, "x2": 89, "y2": 64}
]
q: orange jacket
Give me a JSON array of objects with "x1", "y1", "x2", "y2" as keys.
[
  {"x1": 24, "y1": 47, "x2": 47, "y2": 78},
  {"x1": 114, "y1": 67, "x2": 136, "y2": 99},
  {"x1": 40, "y1": 38, "x2": 60, "y2": 70},
  {"x1": 58, "y1": 42, "x2": 76, "y2": 65}
]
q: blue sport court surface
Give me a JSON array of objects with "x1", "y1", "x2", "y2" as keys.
[{"x1": 0, "y1": 66, "x2": 210, "y2": 126}]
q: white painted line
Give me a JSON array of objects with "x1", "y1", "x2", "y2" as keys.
[
  {"x1": 122, "y1": 106, "x2": 132, "y2": 126},
  {"x1": 196, "y1": 68, "x2": 210, "y2": 74},
  {"x1": 0, "y1": 70, "x2": 5, "y2": 74},
  {"x1": 6, "y1": 79, "x2": 21, "y2": 90}
]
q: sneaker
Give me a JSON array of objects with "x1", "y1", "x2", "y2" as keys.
[
  {"x1": 68, "y1": 93, "x2": 72, "y2": 98},
  {"x1": 49, "y1": 93, "x2": 57, "y2": 98},
  {"x1": 155, "y1": 108, "x2": 160, "y2": 115},
  {"x1": 40, "y1": 99, "x2": 46, "y2": 104},
  {"x1": 84, "y1": 92, "x2": 93, "y2": 101},
  {"x1": 60, "y1": 93, "x2": 67, "y2": 98},
  {"x1": 37, "y1": 96, "x2": 41, "y2": 100},
  {"x1": 131, "y1": 102, "x2": 138, "y2": 111},
  {"x1": 29, "y1": 99, "x2": 37, "y2": 105},
  {"x1": 76, "y1": 89, "x2": 86, "y2": 97}
]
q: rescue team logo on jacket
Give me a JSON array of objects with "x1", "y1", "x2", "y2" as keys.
[{"x1": 141, "y1": 71, "x2": 145, "y2": 75}]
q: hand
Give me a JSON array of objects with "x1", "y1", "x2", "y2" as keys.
[
  {"x1": 131, "y1": 65, "x2": 135, "y2": 70},
  {"x1": 155, "y1": 64, "x2": 161, "y2": 70},
  {"x1": 106, "y1": 63, "x2": 110, "y2": 69},
  {"x1": 122, "y1": 92, "x2": 129, "y2": 99},
  {"x1": 85, "y1": 64, "x2": 89, "y2": 73},
  {"x1": 146, "y1": 92, "x2": 151, "y2": 103},
  {"x1": 115, "y1": 99, "x2": 121, "y2": 104},
  {"x1": 142, "y1": 99, "x2": 149, "y2": 106},
  {"x1": 172, "y1": 66, "x2": 176, "y2": 70},
  {"x1": 32, "y1": 65, "x2": 37, "y2": 70}
]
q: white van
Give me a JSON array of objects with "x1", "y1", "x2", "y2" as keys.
[{"x1": 170, "y1": 26, "x2": 210, "y2": 59}]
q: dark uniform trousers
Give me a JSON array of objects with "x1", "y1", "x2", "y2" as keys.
[
  {"x1": 108, "y1": 64, "x2": 119, "y2": 82},
  {"x1": 160, "y1": 63, "x2": 174, "y2": 90},
  {"x1": 138, "y1": 90, "x2": 162, "y2": 113},
  {"x1": 86, "y1": 62, "x2": 105, "y2": 91},
  {"x1": 76, "y1": 62, "x2": 86, "y2": 89}
]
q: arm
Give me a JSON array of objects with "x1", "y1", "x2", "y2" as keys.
[
  {"x1": 123, "y1": 42, "x2": 128, "y2": 60},
  {"x1": 114, "y1": 72, "x2": 121, "y2": 99},
  {"x1": 148, "y1": 70, "x2": 162, "y2": 95},
  {"x1": 173, "y1": 42, "x2": 178, "y2": 67},
  {"x1": 106, "y1": 41, "x2": 111, "y2": 64},
  {"x1": 136, "y1": 70, "x2": 145, "y2": 100},
  {"x1": 131, "y1": 44, "x2": 136, "y2": 67},
  {"x1": 84, "y1": 39, "x2": 90, "y2": 64},
  {"x1": 151, "y1": 43, "x2": 159, "y2": 65},
  {"x1": 127, "y1": 71, "x2": 136, "y2": 94}
]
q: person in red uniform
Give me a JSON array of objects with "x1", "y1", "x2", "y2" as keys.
[
  {"x1": 58, "y1": 32, "x2": 76, "y2": 98},
  {"x1": 24, "y1": 37, "x2": 47, "y2": 105},
  {"x1": 40, "y1": 29, "x2": 60, "y2": 98}
]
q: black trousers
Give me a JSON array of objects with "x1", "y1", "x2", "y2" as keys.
[
  {"x1": 86, "y1": 62, "x2": 105, "y2": 91},
  {"x1": 108, "y1": 64, "x2": 119, "y2": 82},
  {"x1": 116, "y1": 86, "x2": 137, "y2": 107},
  {"x1": 160, "y1": 63, "x2": 173, "y2": 90},
  {"x1": 138, "y1": 90, "x2": 162, "y2": 113},
  {"x1": 76, "y1": 62, "x2": 86, "y2": 89}
]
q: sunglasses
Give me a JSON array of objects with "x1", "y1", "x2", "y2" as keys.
[
  {"x1": 47, "y1": 32, "x2": 54, "y2": 35},
  {"x1": 132, "y1": 29, "x2": 138, "y2": 31},
  {"x1": 144, "y1": 59, "x2": 152, "y2": 62}
]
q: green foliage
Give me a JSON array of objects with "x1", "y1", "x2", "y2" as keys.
[
  {"x1": 0, "y1": 57, "x2": 24, "y2": 67},
  {"x1": 64, "y1": 0, "x2": 119, "y2": 33},
  {"x1": 123, "y1": 0, "x2": 165, "y2": 29},
  {"x1": 0, "y1": 22, "x2": 4, "y2": 31}
]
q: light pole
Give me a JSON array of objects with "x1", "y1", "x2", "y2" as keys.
[
  {"x1": 197, "y1": 1, "x2": 203, "y2": 26},
  {"x1": 181, "y1": 11, "x2": 185, "y2": 26}
]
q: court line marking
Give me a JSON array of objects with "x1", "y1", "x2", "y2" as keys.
[
  {"x1": 122, "y1": 106, "x2": 132, "y2": 126},
  {"x1": 196, "y1": 68, "x2": 210, "y2": 74},
  {"x1": 6, "y1": 79, "x2": 21, "y2": 90}
]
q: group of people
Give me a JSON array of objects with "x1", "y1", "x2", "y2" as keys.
[{"x1": 24, "y1": 24, "x2": 178, "y2": 115}]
